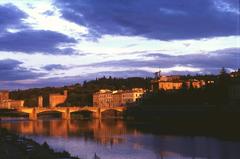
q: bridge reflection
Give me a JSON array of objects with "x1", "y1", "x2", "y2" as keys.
[
  {"x1": 0, "y1": 120, "x2": 135, "y2": 145},
  {"x1": 0, "y1": 119, "x2": 240, "y2": 159}
]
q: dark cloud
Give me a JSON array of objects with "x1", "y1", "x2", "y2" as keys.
[
  {"x1": 0, "y1": 59, "x2": 22, "y2": 70},
  {"x1": 0, "y1": 4, "x2": 77, "y2": 55},
  {"x1": 0, "y1": 59, "x2": 45, "y2": 81},
  {"x1": 0, "y1": 30, "x2": 76, "y2": 54},
  {"x1": 43, "y1": 64, "x2": 68, "y2": 71},
  {"x1": 0, "y1": 4, "x2": 26, "y2": 32},
  {"x1": 55, "y1": 0, "x2": 238, "y2": 40}
]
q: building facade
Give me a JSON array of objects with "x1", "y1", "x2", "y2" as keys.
[
  {"x1": 0, "y1": 90, "x2": 9, "y2": 101},
  {"x1": 38, "y1": 96, "x2": 43, "y2": 107},
  {"x1": 112, "y1": 91, "x2": 123, "y2": 107},
  {"x1": 151, "y1": 76, "x2": 183, "y2": 91},
  {"x1": 159, "y1": 81, "x2": 183, "y2": 90},
  {"x1": 121, "y1": 88, "x2": 145, "y2": 104},
  {"x1": 0, "y1": 100, "x2": 25, "y2": 109},
  {"x1": 0, "y1": 90, "x2": 24, "y2": 109},
  {"x1": 93, "y1": 89, "x2": 113, "y2": 107},
  {"x1": 186, "y1": 79, "x2": 206, "y2": 89},
  {"x1": 93, "y1": 88, "x2": 145, "y2": 107},
  {"x1": 230, "y1": 69, "x2": 240, "y2": 78},
  {"x1": 151, "y1": 76, "x2": 208, "y2": 91},
  {"x1": 49, "y1": 90, "x2": 68, "y2": 107}
]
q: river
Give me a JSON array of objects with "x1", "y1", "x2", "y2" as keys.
[{"x1": 0, "y1": 118, "x2": 240, "y2": 159}]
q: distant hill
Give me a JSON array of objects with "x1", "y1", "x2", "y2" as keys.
[
  {"x1": 9, "y1": 69, "x2": 240, "y2": 108},
  {"x1": 10, "y1": 77, "x2": 152, "y2": 107}
]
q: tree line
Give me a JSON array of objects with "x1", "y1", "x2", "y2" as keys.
[
  {"x1": 10, "y1": 77, "x2": 151, "y2": 107},
  {"x1": 10, "y1": 68, "x2": 240, "y2": 109}
]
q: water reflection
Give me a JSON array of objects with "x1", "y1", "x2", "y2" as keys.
[{"x1": 0, "y1": 119, "x2": 240, "y2": 159}]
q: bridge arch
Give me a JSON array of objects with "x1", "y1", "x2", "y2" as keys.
[
  {"x1": 37, "y1": 110, "x2": 63, "y2": 119},
  {"x1": 70, "y1": 109, "x2": 97, "y2": 114},
  {"x1": 100, "y1": 107, "x2": 126, "y2": 113},
  {"x1": 100, "y1": 108, "x2": 125, "y2": 119},
  {"x1": 71, "y1": 110, "x2": 94, "y2": 119}
]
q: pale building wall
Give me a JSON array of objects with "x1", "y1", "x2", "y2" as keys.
[
  {"x1": 0, "y1": 100, "x2": 24, "y2": 109},
  {"x1": 186, "y1": 80, "x2": 206, "y2": 89},
  {"x1": 93, "y1": 88, "x2": 144, "y2": 107},
  {"x1": 160, "y1": 76, "x2": 180, "y2": 82},
  {"x1": 122, "y1": 92, "x2": 134, "y2": 104},
  {"x1": 98, "y1": 92, "x2": 113, "y2": 107},
  {"x1": 113, "y1": 93, "x2": 122, "y2": 106},
  {"x1": 93, "y1": 90, "x2": 113, "y2": 107},
  {"x1": 0, "y1": 100, "x2": 10, "y2": 109},
  {"x1": 49, "y1": 90, "x2": 68, "y2": 107},
  {"x1": 0, "y1": 90, "x2": 25, "y2": 109},
  {"x1": 0, "y1": 91, "x2": 9, "y2": 101},
  {"x1": 132, "y1": 92, "x2": 144, "y2": 102},
  {"x1": 38, "y1": 96, "x2": 43, "y2": 107},
  {"x1": 93, "y1": 94, "x2": 99, "y2": 106},
  {"x1": 8, "y1": 100, "x2": 24, "y2": 108},
  {"x1": 151, "y1": 76, "x2": 208, "y2": 91},
  {"x1": 159, "y1": 82, "x2": 183, "y2": 90},
  {"x1": 192, "y1": 80, "x2": 205, "y2": 88}
]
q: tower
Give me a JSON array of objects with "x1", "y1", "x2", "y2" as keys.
[
  {"x1": 38, "y1": 96, "x2": 43, "y2": 108},
  {"x1": 154, "y1": 70, "x2": 161, "y2": 79},
  {"x1": 64, "y1": 90, "x2": 68, "y2": 97}
]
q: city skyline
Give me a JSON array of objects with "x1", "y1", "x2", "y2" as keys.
[{"x1": 0, "y1": 0, "x2": 239, "y2": 89}]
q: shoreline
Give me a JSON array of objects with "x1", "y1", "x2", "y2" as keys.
[{"x1": 0, "y1": 128, "x2": 80, "y2": 159}]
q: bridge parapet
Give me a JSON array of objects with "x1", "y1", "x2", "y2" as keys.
[{"x1": 13, "y1": 106, "x2": 127, "y2": 120}]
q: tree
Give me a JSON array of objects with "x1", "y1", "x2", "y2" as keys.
[
  {"x1": 217, "y1": 67, "x2": 230, "y2": 108},
  {"x1": 220, "y1": 67, "x2": 227, "y2": 75}
]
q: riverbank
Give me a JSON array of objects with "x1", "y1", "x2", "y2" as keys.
[{"x1": 0, "y1": 128, "x2": 80, "y2": 159}]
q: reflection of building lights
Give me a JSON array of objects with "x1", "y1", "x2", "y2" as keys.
[
  {"x1": 159, "y1": 151, "x2": 183, "y2": 158},
  {"x1": 133, "y1": 143, "x2": 143, "y2": 150},
  {"x1": 133, "y1": 130, "x2": 141, "y2": 137}
]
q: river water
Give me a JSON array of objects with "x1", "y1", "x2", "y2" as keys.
[{"x1": 0, "y1": 119, "x2": 240, "y2": 159}]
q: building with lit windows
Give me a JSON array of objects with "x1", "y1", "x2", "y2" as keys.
[
  {"x1": 93, "y1": 88, "x2": 145, "y2": 107},
  {"x1": 151, "y1": 75, "x2": 209, "y2": 91}
]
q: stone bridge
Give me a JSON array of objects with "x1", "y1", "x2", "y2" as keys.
[{"x1": 16, "y1": 106, "x2": 127, "y2": 120}]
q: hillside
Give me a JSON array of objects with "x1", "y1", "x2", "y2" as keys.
[{"x1": 10, "y1": 77, "x2": 151, "y2": 107}]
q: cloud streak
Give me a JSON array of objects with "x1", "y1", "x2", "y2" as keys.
[
  {"x1": 42, "y1": 64, "x2": 69, "y2": 71},
  {"x1": 0, "y1": 59, "x2": 45, "y2": 81},
  {"x1": 80, "y1": 48, "x2": 240, "y2": 74}
]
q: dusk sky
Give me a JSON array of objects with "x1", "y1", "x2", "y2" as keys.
[{"x1": 0, "y1": 0, "x2": 239, "y2": 89}]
